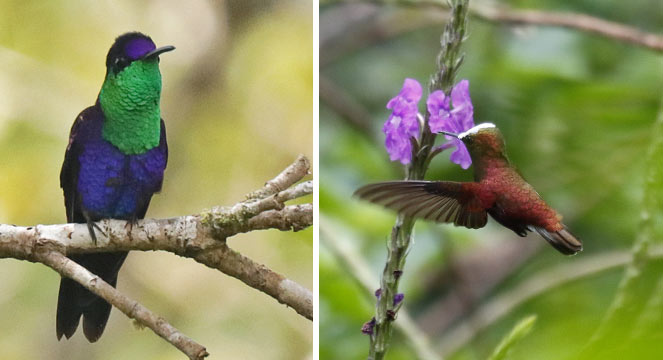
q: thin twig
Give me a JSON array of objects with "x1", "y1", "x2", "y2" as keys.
[
  {"x1": 34, "y1": 250, "x2": 208, "y2": 360},
  {"x1": 470, "y1": 4, "x2": 663, "y2": 52},
  {"x1": 204, "y1": 181, "x2": 312, "y2": 236},
  {"x1": 399, "y1": 0, "x2": 663, "y2": 52},
  {"x1": 246, "y1": 154, "x2": 311, "y2": 199},
  {"x1": 193, "y1": 234, "x2": 313, "y2": 320},
  {"x1": 320, "y1": 0, "x2": 663, "y2": 66}
]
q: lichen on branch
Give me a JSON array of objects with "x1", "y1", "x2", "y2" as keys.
[{"x1": 0, "y1": 155, "x2": 313, "y2": 359}]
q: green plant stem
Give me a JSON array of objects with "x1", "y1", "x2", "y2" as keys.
[
  {"x1": 367, "y1": 0, "x2": 470, "y2": 358},
  {"x1": 370, "y1": 215, "x2": 414, "y2": 360}
]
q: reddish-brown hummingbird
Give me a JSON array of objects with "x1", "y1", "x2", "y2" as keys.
[{"x1": 355, "y1": 123, "x2": 582, "y2": 255}]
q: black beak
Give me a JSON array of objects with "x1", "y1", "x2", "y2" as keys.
[
  {"x1": 438, "y1": 130, "x2": 458, "y2": 138},
  {"x1": 142, "y1": 45, "x2": 175, "y2": 60}
]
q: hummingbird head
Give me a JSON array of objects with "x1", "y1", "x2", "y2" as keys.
[
  {"x1": 99, "y1": 32, "x2": 175, "y2": 155},
  {"x1": 105, "y1": 32, "x2": 175, "y2": 75},
  {"x1": 439, "y1": 123, "x2": 508, "y2": 164}
]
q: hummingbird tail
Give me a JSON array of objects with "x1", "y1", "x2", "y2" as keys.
[
  {"x1": 530, "y1": 225, "x2": 582, "y2": 255},
  {"x1": 56, "y1": 277, "x2": 84, "y2": 340},
  {"x1": 55, "y1": 252, "x2": 127, "y2": 342}
]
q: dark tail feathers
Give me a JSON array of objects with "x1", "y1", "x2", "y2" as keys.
[
  {"x1": 530, "y1": 225, "x2": 582, "y2": 255},
  {"x1": 56, "y1": 252, "x2": 127, "y2": 342}
]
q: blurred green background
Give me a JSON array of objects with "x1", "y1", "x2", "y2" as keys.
[
  {"x1": 320, "y1": 0, "x2": 662, "y2": 359},
  {"x1": 0, "y1": 1, "x2": 312, "y2": 359}
]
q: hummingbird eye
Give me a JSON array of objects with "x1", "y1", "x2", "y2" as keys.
[{"x1": 113, "y1": 56, "x2": 130, "y2": 72}]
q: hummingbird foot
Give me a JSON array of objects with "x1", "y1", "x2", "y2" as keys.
[
  {"x1": 124, "y1": 218, "x2": 140, "y2": 239},
  {"x1": 82, "y1": 210, "x2": 107, "y2": 244}
]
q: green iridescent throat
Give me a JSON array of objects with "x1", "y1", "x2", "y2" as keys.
[{"x1": 99, "y1": 59, "x2": 162, "y2": 155}]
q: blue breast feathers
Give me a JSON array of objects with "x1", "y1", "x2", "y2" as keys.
[{"x1": 77, "y1": 132, "x2": 166, "y2": 219}]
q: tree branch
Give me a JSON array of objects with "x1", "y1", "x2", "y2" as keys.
[
  {"x1": 35, "y1": 250, "x2": 208, "y2": 360},
  {"x1": 321, "y1": 1, "x2": 663, "y2": 66},
  {"x1": 0, "y1": 155, "x2": 312, "y2": 358},
  {"x1": 469, "y1": 4, "x2": 663, "y2": 52},
  {"x1": 246, "y1": 154, "x2": 311, "y2": 199}
]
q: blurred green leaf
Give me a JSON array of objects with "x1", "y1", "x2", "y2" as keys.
[{"x1": 487, "y1": 316, "x2": 537, "y2": 360}]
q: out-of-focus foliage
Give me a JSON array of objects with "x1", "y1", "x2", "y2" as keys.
[
  {"x1": 487, "y1": 316, "x2": 536, "y2": 360},
  {"x1": 320, "y1": 0, "x2": 662, "y2": 359},
  {"x1": 0, "y1": 1, "x2": 312, "y2": 359}
]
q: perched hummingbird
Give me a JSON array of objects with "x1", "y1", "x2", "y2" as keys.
[
  {"x1": 355, "y1": 123, "x2": 582, "y2": 255},
  {"x1": 58, "y1": 32, "x2": 174, "y2": 342}
]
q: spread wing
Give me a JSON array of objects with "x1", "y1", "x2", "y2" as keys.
[{"x1": 354, "y1": 180, "x2": 488, "y2": 229}]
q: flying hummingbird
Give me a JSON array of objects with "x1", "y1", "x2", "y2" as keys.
[
  {"x1": 58, "y1": 32, "x2": 174, "y2": 342},
  {"x1": 355, "y1": 123, "x2": 582, "y2": 255}
]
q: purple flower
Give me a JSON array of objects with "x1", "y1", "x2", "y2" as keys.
[
  {"x1": 427, "y1": 79, "x2": 475, "y2": 169},
  {"x1": 361, "y1": 317, "x2": 377, "y2": 335},
  {"x1": 383, "y1": 78, "x2": 422, "y2": 165},
  {"x1": 393, "y1": 293, "x2": 404, "y2": 306}
]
